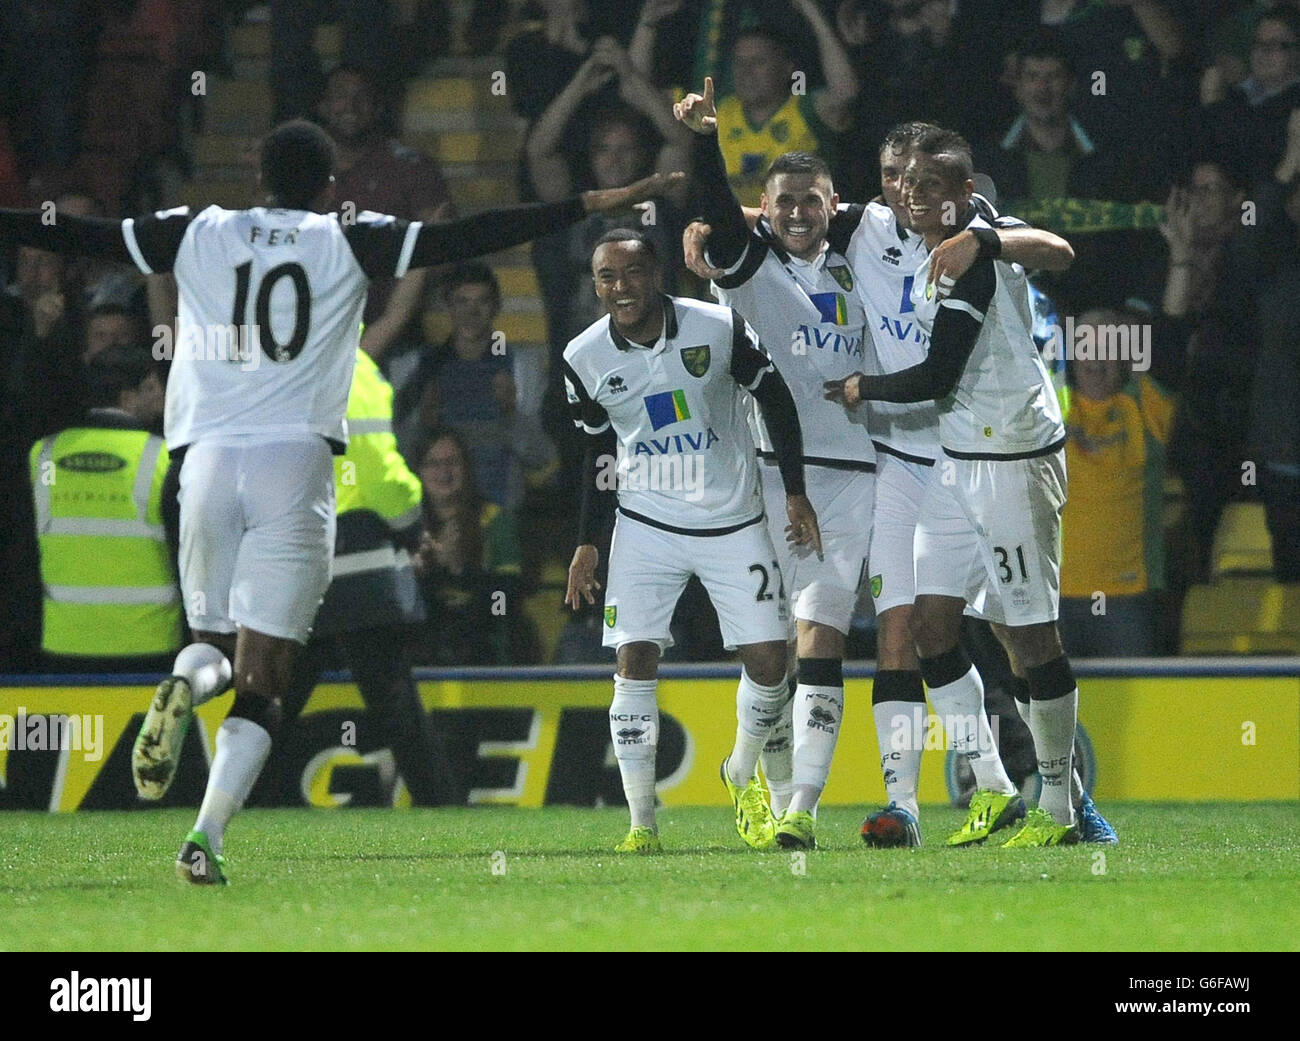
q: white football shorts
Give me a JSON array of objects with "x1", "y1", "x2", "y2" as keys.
[
  {"x1": 759, "y1": 459, "x2": 873, "y2": 635},
  {"x1": 602, "y1": 510, "x2": 789, "y2": 651},
  {"x1": 913, "y1": 448, "x2": 1066, "y2": 627},
  {"x1": 866, "y1": 450, "x2": 934, "y2": 615},
  {"x1": 177, "y1": 436, "x2": 336, "y2": 644}
]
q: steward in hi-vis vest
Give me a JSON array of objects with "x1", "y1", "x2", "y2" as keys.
[{"x1": 29, "y1": 347, "x2": 181, "y2": 670}]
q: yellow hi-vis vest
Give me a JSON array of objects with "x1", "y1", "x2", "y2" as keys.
[
  {"x1": 331, "y1": 349, "x2": 423, "y2": 579},
  {"x1": 29, "y1": 426, "x2": 181, "y2": 657}
]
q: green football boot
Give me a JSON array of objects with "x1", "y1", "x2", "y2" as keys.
[
  {"x1": 1001, "y1": 807, "x2": 1080, "y2": 848},
  {"x1": 175, "y1": 829, "x2": 227, "y2": 885},
  {"x1": 614, "y1": 826, "x2": 662, "y2": 854},
  {"x1": 720, "y1": 757, "x2": 776, "y2": 850},
  {"x1": 945, "y1": 788, "x2": 1026, "y2": 846},
  {"x1": 774, "y1": 809, "x2": 816, "y2": 850},
  {"x1": 132, "y1": 676, "x2": 193, "y2": 800}
]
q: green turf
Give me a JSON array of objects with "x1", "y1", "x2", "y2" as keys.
[{"x1": 2, "y1": 804, "x2": 1297, "y2": 951}]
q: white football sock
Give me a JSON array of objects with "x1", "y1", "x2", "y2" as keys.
[
  {"x1": 610, "y1": 675, "x2": 658, "y2": 830},
  {"x1": 193, "y1": 716, "x2": 272, "y2": 854},
  {"x1": 1030, "y1": 690, "x2": 1078, "y2": 826},
  {"x1": 789, "y1": 659, "x2": 844, "y2": 815},
  {"x1": 727, "y1": 670, "x2": 787, "y2": 787},
  {"x1": 759, "y1": 676, "x2": 794, "y2": 815},
  {"x1": 873, "y1": 700, "x2": 923, "y2": 822},
  {"x1": 172, "y1": 642, "x2": 232, "y2": 708},
  {"x1": 926, "y1": 665, "x2": 1016, "y2": 796}
]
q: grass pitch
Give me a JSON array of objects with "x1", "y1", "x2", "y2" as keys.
[{"x1": 2, "y1": 804, "x2": 1297, "y2": 951}]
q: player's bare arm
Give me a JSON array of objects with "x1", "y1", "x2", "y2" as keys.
[
  {"x1": 927, "y1": 226, "x2": 1074, "y2": 288},
  {"x1": 683, "y1": 204, "x2": 763, "y2": 280}
]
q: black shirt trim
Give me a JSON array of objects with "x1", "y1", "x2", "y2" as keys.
[
  {"x1": 942, "y1": 436, "x2": 1066, "y2": 461},
  {"x1": 617, "y1": 507, "x2": 764, "y2": 538}
]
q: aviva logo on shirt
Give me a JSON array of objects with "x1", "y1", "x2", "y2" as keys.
[
  {"x1": 809, "y1": 292, "x2": 849, "y2": 326},
  {"x1": 645, "y1": 389, "x2": 691, "y2": 430}
]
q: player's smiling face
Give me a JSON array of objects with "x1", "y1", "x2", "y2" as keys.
[
  {"x1": 902, "y1": 154, "x2": 973, "y2": 245},
  {"x1": 762, "y1": 173, "x2": 837, "y2": 261},
  {"x1": 593, "y1": 241, "x2": 663, "y2": 341}
]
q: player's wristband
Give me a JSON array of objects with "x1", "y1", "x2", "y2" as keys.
[{"x1": 972, "y1": 226, "x2": 1002, "y2": 258}]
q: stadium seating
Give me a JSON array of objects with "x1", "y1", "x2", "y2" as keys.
[
  {"x1": 1210, "y1": 502, "x2": 1274, "y2": 578},
  {"x1": 1180, "y1": 579, "x2": 1300, "y2": 654}
]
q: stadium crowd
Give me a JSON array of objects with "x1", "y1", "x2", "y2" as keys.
[{"x1": 2, "y1": 0, "x2": 1298, "y2": 672}]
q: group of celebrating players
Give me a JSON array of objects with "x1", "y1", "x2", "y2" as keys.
[
  {"x1": 0, "y1": 72, "x2": 1116, "y2": 883},
  {"x1": 564, "y1": 77, "x2": 1117, "y2": 855}
]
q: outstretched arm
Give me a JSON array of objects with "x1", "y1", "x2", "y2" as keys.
[
  {"x1": 353, "y1": 172, "x2": 684, "y2": 277},
  {"x1": 0, "y1": 208, "x2": 191, "y2": 272},
  {"x1": 675, "y1": 77, "x2": 753, "y2": 271}
]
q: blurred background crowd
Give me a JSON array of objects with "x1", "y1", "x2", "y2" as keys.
[{"x1": 2, "y1": 0, "x2": 1298, "y2": 672}]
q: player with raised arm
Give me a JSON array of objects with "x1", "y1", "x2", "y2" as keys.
[
  {"x1": 673, "y1": 77, "x2": 871, "y2": 851},
  {"x1": 683, "y1": 122, "x2": 1096, "y2": 846},
  {"x1": 564, "y1": 227, "x2": 820, "y2": 853},
  {"x1": 1, "y1": 119, "x2": 677, "y2": 883},
  {"x1": 825, "y1": 127, "x2": 1107, "y2": 847}
]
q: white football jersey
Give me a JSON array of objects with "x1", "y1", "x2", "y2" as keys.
[
  {"x1": 122, "y1": 205, "x2": 420, "y2": 452},
  {"x1": 829, "y1": 196, "x2": 1023, "y2": 462},
  {"x1": 907, "y1": 211, "x2": 1064, "y2": 457},
  {"x1": 708, "y1": 221, "x2": 874, "y2": 469},
  {"x1": 563, "y1": 296, "x2": 772, "y2": 532}
]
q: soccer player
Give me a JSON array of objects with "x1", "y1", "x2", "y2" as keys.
[
  {"x1": 825, "y1": 126, "x2": 1106, "y2": 846},
  {"x1": 674, "y1": 78, "x2": 871, "y2": 851},
  {"x1": 685, "y1": 121, "x2": 1082, "y2": 846},
  {"x1": 1, "y1": 119, "x2": 677, "y2": 882},
  {"x1": 564, "y1": 227, "x2": 821, "y2": 853}
]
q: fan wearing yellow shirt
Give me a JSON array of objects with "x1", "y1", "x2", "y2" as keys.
[
  {"x1": 715, "y1": 9, "x2": 858, "y2": 207},
  {"x1": 1059, "y1": 309, "x2": 1175, "y2": 657}
]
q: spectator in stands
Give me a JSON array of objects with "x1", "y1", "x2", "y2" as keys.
[
  {"x1": 0, "y1": 2, "x2": 96, "y2": 176},
  {"x1": 5, "y1": 246, "x2": 85, "y2": 438},
  {"x1": 836, "y1": 1, "x2": 1015, "y2": 197},
  {"x1": 1059, "y1": 309, "x2": 1175, "y2": 657},
  {"x1": 1248, "y1": 121, "x2": 1300, "y2": 581},
  {"x1": 1201, "y1": 9, "x2": 1300, "y2": 187},
  {"x1": 713, "y1": 12, "x2": 858, "y2": 207},
  {"x1": 413, "y1": 429, "x2": 530, "y2": 665},
  {"x1": 83, "y1": 302, "x2": 146, "y2": 365},
  {"x1": 976, "y1": 32, "x2": 1128, "y2": 208},
  {"x1": 394, "y1": 263, "x2": 557, "y2": 512},
  {"x1": 1036, "y1": 0, "x2": 1190, "y2": 192},
  {"x1": 29, "y1": 346, "x2": 181, "y2": 673},
  {"x1": 1160, "y1": 161, "x2": 1263, "y2": 582},
  {"x1": 317, "y1": 63, "x2": 455, "y2": 370},
  {"x1": 525, "y1": 36, "x2": 690, "y2": 347},
  {"x1": 271, "y1": 0, "x2": 400, "y2": 127}
]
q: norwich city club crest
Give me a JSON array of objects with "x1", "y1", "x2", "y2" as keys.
[
  {"x1": 680, "y1": 345, "x2": 710, "y2": 377},
  {"x1": 870, "y1": 574, "x2": 883, "y2": 598},
  {"x1": 828, "y1": 264, "x2": 854, "y2": 292},
  {"x1": 604, "y1": 605, "x2": 617, "y2": 628}
]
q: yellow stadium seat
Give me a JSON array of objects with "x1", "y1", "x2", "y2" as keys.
[
  {"x1": 1180, "y1": 579, "x2": 1300, "y2": 654},
  {"x1": 1210, "y1": 503, "x2": 1273, "y2": 577},
  {"x1": 521, "y1": 588, "x2": 566, "y2": 664}
]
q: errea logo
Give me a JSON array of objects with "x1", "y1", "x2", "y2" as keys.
[
  {"x1": 881, "y1": 246, "x2": 903, "y2": 266},
  {"x1": 50, "y1": 972, "x2": 151, "y2": 1021}
]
